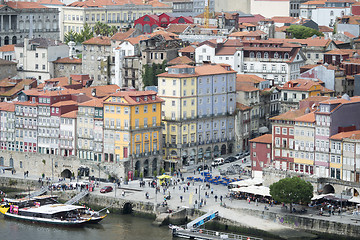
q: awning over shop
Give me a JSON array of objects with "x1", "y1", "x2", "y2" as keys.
[
  {"x1": 229, "y1": 178, "x2": 262, "y2": 187},
  {"x1": 311, "y1": 193, "x2": 351, "y2": 202},
  {"x1": 0, "y1": 166, "x2": 13, "y2": 170},
  {"x1": 349, "y1": 197, "x2": 360, "y2": 204},
  {"x1": 230, "y1": 186, "x2": 271, "y2": 197},
  {"x1": 157, "y1": 175, "x2": 172, "y2": 179}
]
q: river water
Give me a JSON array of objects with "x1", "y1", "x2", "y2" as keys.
[{"x1": 0, "y1": 214, "x2": 173, "y2": 240}]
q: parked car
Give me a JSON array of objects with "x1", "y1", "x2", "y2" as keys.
[
  {"x1": 100, "y1": 186, "x2": 113, "y2": 193},
  {"x1": 243, "y1": 151, "x2": 250, "y2": 156},
  {"x1": 211, "y1": 157, "x2": 224, "y2": 167},
  {"x1": 225, "y1": 156, "x2": 237, "y2": 163},
  {"x1": 197, "y1": 165, "x2": 209, "y2": 171},
  {"x1": 234, "y1": 153, "x2": 243, "y2": 160}
]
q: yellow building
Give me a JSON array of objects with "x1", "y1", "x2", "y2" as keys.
[
  {"x1": 157, "y1": 65, "x2": 198, "y2": 169},
  {"x1": 293, "y1": 111, "x2": 316, "y2": 174},
  {"x1": 103, "y1": 90, "x2": 163, "y2": 178},
  {"x1": 61, "y1": 0, "x2": 172, "y2": 41}
]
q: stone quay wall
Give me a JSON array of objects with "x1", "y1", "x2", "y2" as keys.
[{"x1": 0, "y1": 150, "x2": 125, "y2": 180}]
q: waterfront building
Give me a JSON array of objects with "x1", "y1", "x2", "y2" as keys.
[
  {"x1": 60, "y1": 110, "x2": 76, "y2": 157},
  {"x1": 102, "y1": 91, "x2": 163, "y2": 178},
  {"x1": 77, "y1": 98, "x2": 104, "y2": 161},
  {"x1": 0, "y1": 102, "x2": 15, "y2": 151},
  {"x1": 250, "y1": 134, "x2": 272, "y2": 178},
  {"x1": 158, "y1": 64, "x2": 236, "y2": 168},
  {"x1": 14, "y1": 101, "x2": 38, "y2": 153},
  {"x1": 270, "y1": 108, "x2": 308, "y2": 171},
  {"x1": 293, "y1": 111, "x2": 316, "y2": 175}
]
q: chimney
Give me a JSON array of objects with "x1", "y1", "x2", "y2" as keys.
[{"x1": 68, "y1": 76, "x2": 72, "y2": 85}]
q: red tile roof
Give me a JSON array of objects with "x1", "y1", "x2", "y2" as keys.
[
  {"x1": 83, "y1": 36, "x2": 111, "y2": 45},
  {"x1": 166, "y1": 24, "x2": 189, "y2": 34},
  {"x1": 330, "y1": 130, "x2": 360, "y2": 140},
  {"x1": 249, "y1": 134, "x2": 272, "y2": 144},
  {"x1": 104, "y1": 90, "x2": 164, "y2": 105},
  {"x1": 6, "y1": 1, "x2": 48, "y2": 8},
  {"x1": 236, "y1": 82, "x2": 259, "y2": 92},
  {"x1": 168, "y1": 56, "x2": 194, "y2": 65},
  {"x1": 61, "y1": 110, "x2": 77, "y2": 118},
  {"x1": 51, "y1": 100, "x2": 78, "y2": 107},
  {"x1": 179, "y1": 45, "x2": 195, "y2": 53},
  {"x1": 270, "y1": 108, "x2": 309, "y2": 121},
  {"x1": 236, "y1": 102, "x2": 252, "y2": 111},
  {"x1": 236, "y1": 74, "x2": 267, "y2": 84},
  {"x1": 53, "y1": 57, "x2": 82, "y2": 64},
  {"x1": 111, "y1": 28, "x2": 137, "y2": 41},
  {"x1": 37, "y1": 0, "x2": 65, "y2": 5},
  {"x1": 78, "y1": 98, "x2": 104, "y2": 107},
  {"x1": 0, "y1": 44, "x2": 14, "y2": 52},
  {"x1": 295, "y1": 112, "x2": 315, "y2": 122},
  {"x1": 0, "y1": 102, "x2": 15, "y2": 112}
]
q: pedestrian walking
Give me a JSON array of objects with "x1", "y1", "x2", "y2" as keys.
[
  {"x1": 195, "y1": 188, "x2": 197, "y2": 194},
  {"x1": 247, "y1": 197, "x2": 250, "y2": 204},
  {"x1": 180, "y1": 195, "x2": 183, "y2": 202},
  {"x1": 215, "y1": 195, "x2": 218, "y2": 202},
  {"x1": 220, "y1": 196, "x2": 223, "y2": 202}
]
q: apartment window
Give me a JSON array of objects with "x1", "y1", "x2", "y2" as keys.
[
  {"x1": 135, "y1": 106, "x2": 139, "y2": 114},
  {"x1": 152, "y1": 104, "x2": 156, "y2": 112},
  {"x1": 144, "y1": 105, "x2": 148, "y2": 113}
]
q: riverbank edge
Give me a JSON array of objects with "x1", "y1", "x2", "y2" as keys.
[{"x1": 1, "y1": 177, "x2": 359, "y2": 239}]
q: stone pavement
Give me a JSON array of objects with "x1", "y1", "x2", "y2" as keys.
[{"x1": 1, "y1": 157, "x2": 360, "y2": 239}]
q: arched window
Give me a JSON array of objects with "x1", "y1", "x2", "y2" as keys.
[
  {"x1": 264, "y1": 52, "x2": 269, "y2": 59},
  {"x1": 144, "y1": 16, "x2": 150, "y2": 21},
  {"x1": 256, "y1": 52, "x2": 261, "y2": 58},
  {"x1": 284, "y1": 53, "x2": 289, "y2": 59},
  {"x1": 12, "y1": 36, "x2": 16, "y2": 45},
  {"x1": 274, "y1": 52, "x2": 279, "y2": 58},
  {"x1": 250, "y1": 52, "x2": 255, "y2": 58},
  {"x1": 178, "y1": 18, "x2": 185, "y2": 23},
  {"x1": 4, "y1": 36, "x2": 9, "y2": 45}
]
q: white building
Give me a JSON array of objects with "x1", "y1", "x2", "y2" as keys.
[
  {"x1": 195, "y1": 39, "x2": 306, "y2": 86},
  {"x1": 300, "y1": 0, "x2": 352, "y2": 27},
  {"x1": 15, "y1": 38, "x2": 69, "y2": 82}
]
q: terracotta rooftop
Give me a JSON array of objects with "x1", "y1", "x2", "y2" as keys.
[
  {"x1": 168, "y1": 56, "x2": 194, "y2": 65},
  {"x1": 320, "y1": 96, "x2": 360, "y2": 105},
  {"x1": 79, "y1": 84, "x2": 120, "y2": 98},
  {"x1": 36, "y1": 0, "x2": 65, "y2": 5},
  {"x1": 104, "y1": 90, "x2": 164, "y2": 105},
  {"x1": 53, "y1": 57, "x2": 82, "y2": 64},
  {"x1": 236, "y1": 74, "x2": 267, "y2": 84},
  {"x1": 111, "y1": 28, "x2": 137, "y2": 41},
  {"x1": 295, "y1": 112, "x2": 315, "y2": 123},
  {"x1": 236, "y1": 102, "x2": 252, "y2": 111},
  {"x1": 0, "y1": 102, "x2": 15, "y2": 112},
  {"x1": 61, "y1": 110, "x2": 77, "y2": 118},
  {"x1": 6, "y1": 1, "x2": 48, "y2": 8},
  {"x1": 195, "y1": 64, "x2": 236, "y2": 76},
  {"x1": 166, "y1": 24, "x2": 189, "y2": 34},
  {"x1": 270, "y1": 108, "x2": 309, "y2": 121},
  {"x1": 282, "y1": 37, "x2": 332, "y2": 47},
  {"x1": 179, "y1": 45, "x2": 195, "y2": 53},
  {"x1": 83, "y1": 36, "x2": 111, "y2": 45},
  {"x1": 51, "y1": 100, "x2": 78, "y2": 107},
  {"x1": 270, "y1": 16, "x2": 297, "y2": 24},
  {"x1": 78, "y1": 98, "x2": 104, "y2": 108},
  {"x1": 301, "y1": 96, "x2": 331, "y2": 102},
  {"x1": 249, "y1": 134, "x2": 272, "y2": 144},
  {"x1": 330, "y1": 130, "x2": 360, "y2": 140},
  {"x1": 344, "y1": 31, "x2": 356, "y2": 38},
  {"x1": 318, "y1": 25, "x2": 333, "y2": 32},
  {"x1": 0, "y1": 78, "x2": 36, "y2": 97},
  {"x1": 0, "y1": 44, "x2": 14, "y2": 52},
  {"x1": 236, "y1": 82, "x2": 259, "y2": 92},
  {"x1": 68, "y1": 0, "x2": 169, "y2": 7}
]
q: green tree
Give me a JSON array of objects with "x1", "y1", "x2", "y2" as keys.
[
  {"x1": 287, "y1": 25, "x2": 324, "y2": 39},
  {"x1": 64, "y1": 29, "x2": 79, "y2": 44},
  {"x1": 110, "y1": 25, "x2": 118, "y2": 36},
  {"x1": 270, "y1": 177, "x2": 313, "y2": 212},
  {"x1": 142, "y1": 60, "x2": 167, "y2": 88},
  {"x1": 77, "y1": 23, "x2": 94, "y2": 43}
]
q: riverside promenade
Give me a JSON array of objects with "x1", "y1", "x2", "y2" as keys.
[{"x1": 1, "y1": 159, "x2": 360, "y2": 239}]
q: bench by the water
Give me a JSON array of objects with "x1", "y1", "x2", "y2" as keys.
[{"x1": 172, "y1": 228, "x2": 263, "y2": 240}]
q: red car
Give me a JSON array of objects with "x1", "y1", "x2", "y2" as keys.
[{"x1": 100, "y1": 186, "x2": 113, "y2": 193}]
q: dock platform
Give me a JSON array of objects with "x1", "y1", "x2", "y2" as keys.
[{"x1": 172, "y1": 228, "x2": 263, "y2": 240}]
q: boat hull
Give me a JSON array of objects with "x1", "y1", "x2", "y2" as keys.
[{"x1": 3, "y1": 212, "x2": 89, "y2": 227}]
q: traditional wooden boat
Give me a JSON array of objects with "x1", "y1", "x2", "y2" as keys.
[{"x1": 0, "y1": 196, "x2": 107, "y2": 226}]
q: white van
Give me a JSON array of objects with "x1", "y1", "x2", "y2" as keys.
[{"x1": 211, "y1": 157, "x2": 224, "y2": 167}]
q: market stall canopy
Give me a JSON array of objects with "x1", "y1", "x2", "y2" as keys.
[
  {"x1": 349, "y1": 197, "x2": 360, "y2": 204},
  {"x1": 157, "y1": 175, "x2": 172, "y2": 179},
  {"x1": 229, "y1": 178, "x2": 262, "y2": 187},
  {"x1": 311, "y1": 193, "x2": 351, "y2": 202},
  {"x1": 230, "y1": 186, "x2": 271, "y2": 197}
]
